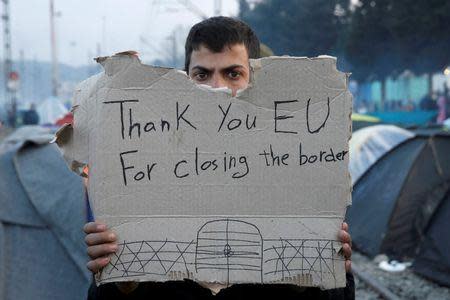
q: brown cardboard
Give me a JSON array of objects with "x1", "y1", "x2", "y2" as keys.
[{"x1": 57, "y1": 53, "x2": 352, "y2": 289}]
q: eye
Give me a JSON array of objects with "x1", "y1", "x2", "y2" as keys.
[
  {"x1": 193, "y1": 72, "x2": 208, "y2": 82},
  {"x1": 227, "y1": 70, "x2": 241, "y2": 80}
]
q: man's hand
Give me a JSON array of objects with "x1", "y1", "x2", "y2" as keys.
[
  {"x1": 339, "y1": 222, "x2": 352, "y2": 273},
  {"x1": 83, "y1": 220, "x2": 352, "y2": 275},
  {"x1": 84, "y1": 221, "x2": 118, "y2": 273}
]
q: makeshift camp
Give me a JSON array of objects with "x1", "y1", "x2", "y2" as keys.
[
  {"x1": 346, "y1": 131, "x2": 450, "y2": 287},
  {"x1": 349, "y1": 125, "x2": 415, "y2": 184}
]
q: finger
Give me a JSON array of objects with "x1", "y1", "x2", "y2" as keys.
[
  {"x1": 341, "y1": 222, "x2": 349, "y2": 232},
  {"x1": 87, "y1": 256, "x2": 111, "y2": 273},
  {"x1": 87, "y1": 243, "x2": 118, "y2": 260},
  {"x1": 84, "y1": 221, "x2": 107, "y2": 234},
  {"x1": 85, "y1": 231, "x2": 117, "y2": 246},
  {"x1": 342, "y1": 243, "x2": 352, "y2": 259},
  {"x1": 338, "y1": 230, "x2": 352, "y2": 245},
  {"x1": 345, "y1": 260, "x2": 352, "y2": 273}
]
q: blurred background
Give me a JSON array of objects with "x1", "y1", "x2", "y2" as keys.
[
  {"x1": 0, "y1": 0, "x2": 449, "y2": 130},
  {"x1": 0, "y1": 1, "x2": 449, "y2": 299}
]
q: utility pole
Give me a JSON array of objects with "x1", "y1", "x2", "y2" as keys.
[
  {"x1": 19, "y1": 49, "x2": 25, "y2": 102},
  {"x1": 50, "y1": 0, "x2": 59, "y2": 97},
  {"x1": 2, "y1": 0, "x2": 17, "y2": 127},
  {"x1": 166, "y1": 31, "x2": 177, "y2": 68},
  {"x1": 32, "y1": 55, "x2": 38, "y2": 102}
]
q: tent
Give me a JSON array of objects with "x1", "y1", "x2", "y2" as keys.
[
  {"x1": 346, "y1": 131, "x2": 450, "y2": 287},
  {"x1": 349, "y1": 125, "x2": 415, "y2": 184},
  {"x1": 36, "y1": 96, "x2": 68, "y2": 125}
]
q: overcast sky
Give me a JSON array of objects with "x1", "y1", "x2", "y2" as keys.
[{"x1": 7, "y1": 0, "x2": 238, "y2": 66}]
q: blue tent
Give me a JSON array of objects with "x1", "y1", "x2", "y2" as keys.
[{"x1": 346, "y1": 131, "x2": 450, "y2": 287}]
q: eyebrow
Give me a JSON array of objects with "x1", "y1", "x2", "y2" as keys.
[
  {"x1": 191, "y1": 66, "x2": 212, "y2": 73},
  {"x1": 222, "y1": 64, "x2": 245, "y2": 72},
  {"x1": 191, "y1": 64, "x2": 245, "y2": 73}
]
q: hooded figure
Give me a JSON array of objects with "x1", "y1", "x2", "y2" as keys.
[{"x1": 0, "y1": 126, "x2": 91, "y2": 299}]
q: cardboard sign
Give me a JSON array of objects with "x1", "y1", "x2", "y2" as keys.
[{"x1": 58, "y1": 53, "x2": 352, "y2": 289}]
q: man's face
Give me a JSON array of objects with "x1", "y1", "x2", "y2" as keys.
[{"x1": 188, "y1": 43, "x2": 250, "y2": 96}]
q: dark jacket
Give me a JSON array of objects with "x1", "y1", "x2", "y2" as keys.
[
  {"x1": 22, "y1": 109, "x2": 40, "y2": 125},
  {"x1": 88, "y1": 272, "x2": 355, "y2": 300}
]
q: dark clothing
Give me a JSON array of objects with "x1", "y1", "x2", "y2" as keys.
[
  {"x1": 419, "y1": 96, "x2": 437, "y2": 111},
  {"x1": 88, "y1": 272, "x2": 355, "y2": 300},
  {"x1": 22, "y1": 109, "x2": 40, "y2": 125}
]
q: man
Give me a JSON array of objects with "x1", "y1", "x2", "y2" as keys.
[
  {"x1": 86, "y1": 16, "x2": 354, "y2": 299},
  {"x1": 22, "y1": 103, "x2": 40, "y2": 125}
]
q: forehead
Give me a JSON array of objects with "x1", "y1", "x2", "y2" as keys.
[{"x1": 189, "y1": 43, "x2": 249, "y2": 70}]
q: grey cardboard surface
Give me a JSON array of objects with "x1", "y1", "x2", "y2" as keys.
[{"x1": 58, "y1": 53, "x2": 352, "y2": 289}]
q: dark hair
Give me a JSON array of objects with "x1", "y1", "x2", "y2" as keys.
[{"x1": 184, "y1": 16, "x2": 260, "y2": 72}]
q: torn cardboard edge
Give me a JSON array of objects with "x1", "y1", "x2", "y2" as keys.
[
  {"x1": 55, "y1": 51, "x2": 352, "y2": 193},
  {"x1": 57, "y1": 51, "x2": 352, "y2": 290}
]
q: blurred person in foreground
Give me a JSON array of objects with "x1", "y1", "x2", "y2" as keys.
[
  {"x1": 84, "y1": 17, "x2": 354, "y2": 299},
  {"x1": 0, "y1": 126, "x2": 91, "y2": 299}
]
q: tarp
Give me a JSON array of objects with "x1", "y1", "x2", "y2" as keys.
[{"x1": 37, "y1": 96, "x2": 68, "y2": 125}]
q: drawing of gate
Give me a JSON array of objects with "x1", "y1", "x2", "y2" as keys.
[{"x1": 194, "y1": 219, "x2": 263, "y2": 283}]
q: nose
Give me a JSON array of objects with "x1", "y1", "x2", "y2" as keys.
[
  {"x1": 210, "y1": 73, "x2": 227, "y2": 89},
  {"x1": 209, "y1": 72, "x2": 238, "y2": 97}
]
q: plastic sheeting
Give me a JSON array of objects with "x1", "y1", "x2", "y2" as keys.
[
  {"x1": 36, "y1": 96, "x2": 68, "y2": 125},
  {"x1": 349, "y1": 125, "x2": 415, "y2": 184}
]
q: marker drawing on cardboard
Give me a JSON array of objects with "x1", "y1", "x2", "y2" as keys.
[{"x1": 57, "y1": 52, "x2": 352, "y2": 289}]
